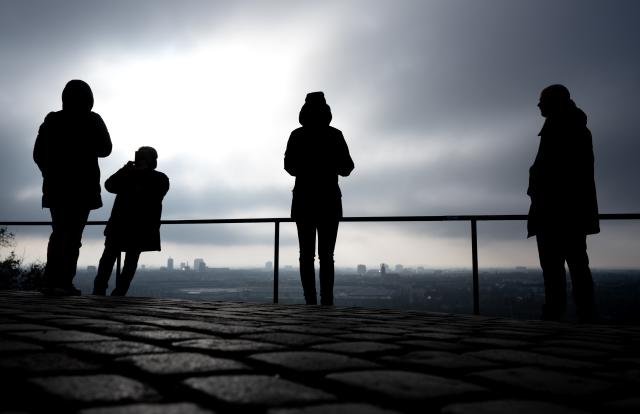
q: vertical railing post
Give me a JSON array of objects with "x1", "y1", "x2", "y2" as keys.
[
  {"x1": 273, "y1": 220, "x2": 280, "y2": 304},
  {"x1": 471, "y1": 219, "x2": 479, "y2": 315},
  {"x1": 116, "y1": 252, "x2": 122, "y2": 281}
]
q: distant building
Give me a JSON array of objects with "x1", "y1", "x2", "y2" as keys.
[
  {"x1": 417, "y1": 266, "x2": 425, "y2": 273},
  {"x1": 194, "y1": 258, "x2": 207, "y2": 272},
  {"x1": 395, "y1": 264, "x2": 404, "y2": 273},
  {"x1": 87, "y1": 265, "x2": 97, "y2": 274},
  {"x1": 380, "y1": 263, "x2": 387, "y2": 275},
  {"x1": 167, "y1": 257, "x2": 174, "y2": 271},
  {"x1": 265, "y1": 261, "x2": 273, "y2": 271},
  {"x1": 140, "y1": 264, "x2": 146, "y2": 271},
  {"x1": 357, "y1": 264, "x2": 367, "y2": 275}
]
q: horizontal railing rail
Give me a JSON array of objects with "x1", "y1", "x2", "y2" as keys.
[
  {"x1": 3, "y1": 213, "x2": 639, "y2": 226},
  {"x1": 2, "y1": 213, "x2": 640, "y2": 314}
]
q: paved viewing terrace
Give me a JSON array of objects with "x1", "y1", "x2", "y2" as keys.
[{"x1": 0, "y1": 290, "x2": 639, "y2": 413}]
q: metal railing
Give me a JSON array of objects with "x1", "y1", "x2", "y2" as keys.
[{"x1": 2, "y1": 213, "x2": 639, "y2": 314}]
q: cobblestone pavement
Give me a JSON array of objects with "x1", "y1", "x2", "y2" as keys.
[{"x1": 1, "y1": 290, "x2": 639, "y2": 413}]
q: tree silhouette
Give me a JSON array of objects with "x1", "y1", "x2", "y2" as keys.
[{"x1": 0, "y1": 226, "x2": 45, "y2": 290}]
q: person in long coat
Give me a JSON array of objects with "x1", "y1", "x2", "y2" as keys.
[
  {"x1": 93, "y1": 147, "x2": 169, "y2": 296},
  {"x1": 33, "y1": 80, "x2": 112, "y2": 295},
  {"x1": 527, "y1": 84, "x2": 599, "y2": 322},
  {"x1": 285, "y1": 92, "x2": 354, "y2": 305}
]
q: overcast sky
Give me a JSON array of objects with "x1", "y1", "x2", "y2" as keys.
[{"x1": 1, "y1": 0, "x2": 639, "y2": 268}]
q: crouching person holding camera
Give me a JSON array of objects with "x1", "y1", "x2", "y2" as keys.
[{"x1": 93, "y1": 147, "x2": 169, "y2": 296}]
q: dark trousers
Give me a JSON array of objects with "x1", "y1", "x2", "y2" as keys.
[
  {"x1": 296, "y1": 219, "x2": 339, "y2": 305},
  {"x1": 44, "y1": 207, "x2": 90, "y2": 289},
  {"x1": 536, "y1": 232, "x2": 596, "y2": 321},
  {"x1": 93, "y1": 243, "x2": 140, "y2": 296}
]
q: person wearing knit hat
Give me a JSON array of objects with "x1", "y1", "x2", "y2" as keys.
[{"x1": 285, "y1": 92, "x2": 354, "y2": 305}]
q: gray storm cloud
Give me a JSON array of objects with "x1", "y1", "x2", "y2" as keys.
[{"x1": 1, "y1": 0, "x2": 639, "y2": 263}]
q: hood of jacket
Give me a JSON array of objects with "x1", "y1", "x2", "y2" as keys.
[
  {"x1": 539, "y1": 100, "x2": 587, "y2": 136},
  {"x1": 299, "y1": 91, "x2": 332, "y2": 126},
  {"x1": 62, "y1": 80, "x2": 94, "y2": 112}
]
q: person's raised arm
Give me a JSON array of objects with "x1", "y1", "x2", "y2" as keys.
[{"x1": 104, "y1": 162, "x2": 134, "y2": 194}]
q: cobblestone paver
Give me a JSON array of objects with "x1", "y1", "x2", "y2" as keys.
[{"x1": 1, "y1": 290, "x2": 639, "y2": 413}]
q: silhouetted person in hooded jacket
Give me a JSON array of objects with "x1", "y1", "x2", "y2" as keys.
[
  {"x1": 528, "y1": 84, "x2": 599, "y2": 322},
  {"x1": 34, "y1": 80, "x2": 112, "y2": 296},
  {"x1": 93, "y1": 147, "x2": 169, "y2": 296},
  {"x1": 285, "y1": 92, "x2": 354, "y2": 305}
]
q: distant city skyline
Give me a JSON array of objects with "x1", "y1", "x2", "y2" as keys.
[{"x1": 85, "y1": 256, "x2": 633, "y2": 274}]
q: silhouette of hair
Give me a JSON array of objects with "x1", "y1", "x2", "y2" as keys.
[
  {"x1": 135, "y1": 146, "x2": 158, "y2": 170},
  {"x1": 541, "y1": 84, "x2": 571, "y2": 104},
  {"x1": 299, "y1": 91, "x2": 332, "y2": 126},
  {"x1": 62, "y1": 80, "x2": 94, "y2": 112}
]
